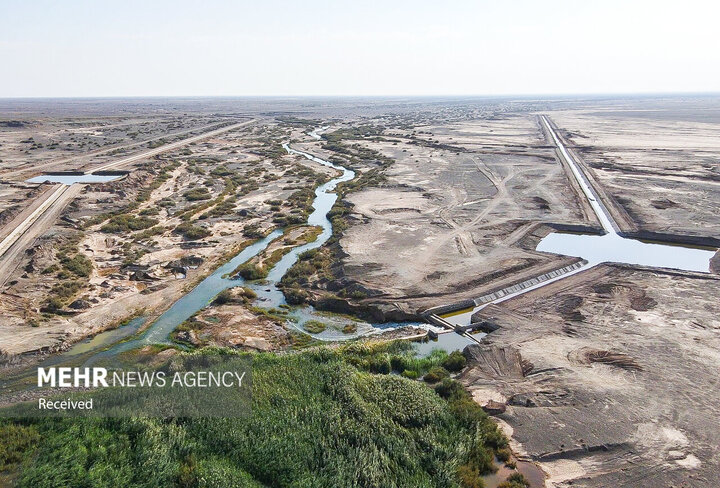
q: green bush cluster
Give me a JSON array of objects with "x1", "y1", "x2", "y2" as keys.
[
  {"x1": 213, "y1": 289, "x2": 233, "y2": 305},
  {"x1": 183, "y1": 187, "x2": 212, "y2": 201},
  {"x1": 283, "y1": 287, "x2": 309, "y2": 305},
  {"x1": 41, "y1": 280, "x2": 84, "y2": 313},
  {"x1": 242, "y1": 224, "x2": 265, "y2": 239},
  {"x1": 341, "y1": 341, "x2": 451, "y2": 380},
  {"x1": 424, "y1": 366, "x2": 450, "y2": 384},
  {"x1": 498, "y1": 473, "x2": 530, "y2": 488},
  {"x1": 173, "y1": 222, "x2": 210, "y2": 241},
  {"x1": 235, "y1": 263, "x2": 268, "y2": 280},
  {"x1": 101, "y1": 214, "x2": 158, "y2": 234},
  {"x1": 0, "y1": 345, "x2": 505, "y2": 487},
  {"x1": 280, "y1": 247, "x2": 334, "y2": 289},
  {"x1": 0, "y1": 424, "x2": 39, "y2": 471},
  {"x1": 322, "y1": 125, "x2": 385, "y2": 143},
  {"x1": 302, "y1": 320, "x2": 326, "y2": 334},
  {"x1": 60, "y1": 253, "x2": 92, "y2": 278},
  {"x1": 442, "y1": 351, "x2": 468, "y2": 372}
]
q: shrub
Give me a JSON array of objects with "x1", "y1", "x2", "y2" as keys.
[
  {"x1": 213, "y1": 290, "x2": 233, "y2": 305},
  {"x1": 368, "y1": 356, "x2": 391, "y2": 374},
  {"x1": 434, "y1": 378, "x2": 466, "y2": 400},
  {"x1": 496, "y1": 447, "x2": 512, "y2": 463},
  {"x1": 242, "y1": 224, "x2": 265, "y2": 239},
  {"x1": 498, "y1": 473, "x2": 530, "y2": 488},
  {"x1": 457, "y1": 464, "x2": 484, "y2": 488},
  {"x1": 1, "y1": 343, "x2": 507, "y2": 487},
  {"x1": 283, "y1": 287, "x2": 308, "y2": 305},
  {"x1": 441, "y1": 350, "x2": 467, "y2": 372},
  {"x1": 424, "y1": 366, "x2": 449, "y2": 384},
  {"x1": 101, "y1": 214, "x2": 158, "y2": 233},
  {"x1": 235, "y1": 263, "x2": 268, "y2": 280},
  {"x1": 302, "y1": 320, "x2": 326, "y2": 334},
  {"x1": 41, "y1": 297, "x2": 65, "y2": 313},
  {"x1": 174, "y1": 222, "x2": 210, "y2": 240},
  {"x1": 61, "y1": 254, "x2": 92, "y2": 278},
  {"x1": 184, "y1": 187, "x2": 212, "y2": 201},
  {"x1": 0, "y1": 424, "x2": 38, "y2": 470},
  {"x1": 134, "y1": 225, "x2": 165, "y2": 241},
  {"x1": 401, "y1": 369, "x2": 419, "y2": 380},
  {"x1": 241, "y1": 287, "x2": 257, "y2": 299},
  {"x1": 50, "y1": 280, "x2": 82, "y2": 299}
]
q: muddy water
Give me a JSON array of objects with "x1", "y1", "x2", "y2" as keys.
[
  {"x1": 482, "y1": 459, "x2": 546, "y2": 488},
  {"x1": 250, "y1": 143, "x2": 355, "y2": 309},
  {"x1": 253, "y1": 143, "x2": 428, "y2": 340},
  {"x1": 86, "y1": 138, "x2": 416, "y2": 357},
  {"x1": 412, "y1": 331, "x2": 475, "y2": 356}
]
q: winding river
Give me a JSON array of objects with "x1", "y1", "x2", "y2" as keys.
[
  {"x1": 73, "y1": 134, "x2": 430, "y2": 362},
  {"x1": 20, "y1": 116, "x2": 716, "y2": 368}
]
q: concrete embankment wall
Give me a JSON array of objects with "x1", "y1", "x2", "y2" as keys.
[
  {"x1": 421, "y1": 299, "x2": 476, "y2": 318},
  {"x1": 470, "y1": 261, "x2": 588, "y2": 307},
  {"x1": 616, "y1": 230, "x2": 720, "y2": 249},
  {"x1": 94, "y1": 170, "x2": 131, "y2": 176},
  {"x1": 425, "y1": 314, "x2": 456, "y2": 330},
  {"x1": 422, "y1": 260, "x2": 588, "y2": 317},
  {"x1": 546, "y1": 223, "x2": 604, "y2": 235}
]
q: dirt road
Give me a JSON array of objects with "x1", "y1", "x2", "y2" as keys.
[
  {"x1": 0, "y1": 119, "x2": 256, "y2": 286},
  {"x1": 0, "y1": 184, "x2": 82, "y2": 287},
  {"x1": 88, "y1": 118, "x2": 256, "y2": 173}
]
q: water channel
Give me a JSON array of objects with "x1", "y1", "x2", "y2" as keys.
[
  {"x1": 62, "y1": 137, "x2": 448, "y2": 363},
  {"x1": 25, "y1": 117, "x2": 716, "y2": 365},
  {"x1": 441, "y1": 116, "x2": 717, "y2": 329},
  {"x1": 26, "y1": 174, "x2": 124, "y2": 184}
]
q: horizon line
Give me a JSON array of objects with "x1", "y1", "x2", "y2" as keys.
[{"x1": 1, "y1": 90, "x2": 720, "y2": 101}]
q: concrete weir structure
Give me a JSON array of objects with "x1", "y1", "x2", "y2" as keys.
[{"x1": 422, "y1": 114, "x2": 717, "y2": 333}]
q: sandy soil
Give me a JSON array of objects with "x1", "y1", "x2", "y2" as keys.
[
  {"x1": 0, "y1": 118, "x2": 327, "y2": 358},
  {"x1": 191, "y1": 302, "x2": 291, "y2": 351},
  {"x1": 463, "y1": 264, "x2": 720, "y2": 487},
  {"x1": 0, "y1": 115, "x2": 224, "y2": 179},
  {"x1": 550, "y1": 107, "x2": 720, "y2": 237},
  {"x1": 338, "y1": 114, "x2": 587, "y2": 311}
]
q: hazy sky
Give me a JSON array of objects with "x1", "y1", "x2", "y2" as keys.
[{"x1": 1, "y1": 0, "x2": 718, "y2": 97}]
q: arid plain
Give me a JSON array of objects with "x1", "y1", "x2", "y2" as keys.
[{"x1": 1, "y1": 96, "x2": 719, "y2": 487}]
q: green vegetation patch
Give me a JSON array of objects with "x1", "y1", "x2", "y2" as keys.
[
  {"x1": 101, "y1": 214, "x2": 158, "y2": 234},
  {"x1": 173, "y1": 222, "x2": 211, "y2": 241},
  {"x1": 2, "y1": 345, "x2": 505, "y2": 487},
  {"x1": 302, "y1": 320, "x2": 326, "y2": 334},
  {"x1": 42, "y1": 280, "x2": 84, "y2": 313},
  {"x1": 234, "y1": 263, "x2": 268, "y2": 280},
  {"x1": 183, "y1": 187, "x2": 212, "y2": 201},
  {"x1": 59, "y1": 253, "x2": 93, "y2": 278},
  {"x1": 0, "y1": 424, "x2": 38, "y2": 471},
  {"x1": 498, "y1": 473, "x2": 531, "y2": 488}
]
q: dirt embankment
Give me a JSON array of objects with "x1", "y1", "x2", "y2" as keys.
[
  {"x1": 322, "y1": 115, "x2": 589, "y2": 313},
  {"x1": 0, "y1": 120, "x2": 331, "y2": 360},
  {"x1": 460, "y1": 264, "x2": 720, "y2": 487},
  {"x1": 551, "y1": 109, "x2": 720, "y2": 239}
]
